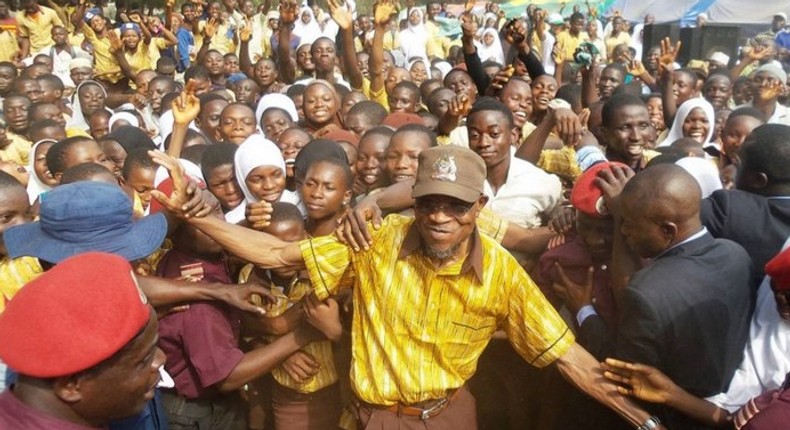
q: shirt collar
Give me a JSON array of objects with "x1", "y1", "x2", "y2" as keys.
[
  {"x1": 398, "y1": 221, "x2": 484, "y2": 282},
  {"x1": 654, "y1": 227, "x2": 708, "y2": 259}
]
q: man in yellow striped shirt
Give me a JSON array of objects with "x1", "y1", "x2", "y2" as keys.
[{"x1": 156, "y1": 146, "x2": 662, "y2": 429}]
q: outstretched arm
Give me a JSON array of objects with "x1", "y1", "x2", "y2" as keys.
[
  {"x1": 555, "y1": 344, "x2": 664, "y2": 428},
  {"x1": 149, "y1": 151, "x2": 305, "y2": 269},
  {"x1": 602, "y1": 358, "x2": 731, "y2": 427}
]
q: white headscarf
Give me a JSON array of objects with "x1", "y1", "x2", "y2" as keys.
[
  {"x1": 226, "y1": 134, "x2": 303, "y2": 223},
  {"x1": 26, "y1": 139, "x2": 55, "y2": 204},
  {"x1": 399, "y1": 8, "x2": 428, "y2": 62},
  {"x1": 67, "y1": 80, "x2": 110, "y2": 131},
  {"x1": 294, "y1": 7, "x2": 322, "y2": 46},
  {"x1": 476, "y1": 28, "x2": 505, "y2": 65},
  {"x1": 675, "y1": 157, "x2": 722, "y2": 198},
  {"x1": 108, "y1": 112, "x2": 140, "y2": 131},
  {"x1": 657, "y1": 98, "x2": 715, "y2": 148},
  {"x1": 255, "y1": 93, "x2": 299, "y2": 128},
  {"x1": 434, "y1": 61, "x2": 453, "y2": 80}
]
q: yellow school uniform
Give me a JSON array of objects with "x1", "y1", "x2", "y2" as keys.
[
  {"x1": 0, "y1": 256, "x2": 43, "y2": 314},
  {"x1": 16, "y1": 6, "x2": 63, "y2": 54},
  {"x1": 82, "y1": 26, "x2": 123, "y2": 83}
]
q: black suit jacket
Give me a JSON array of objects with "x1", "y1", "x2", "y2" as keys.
[{"x1": 578, "y1": 232, "x2": 754, "y2": 430}]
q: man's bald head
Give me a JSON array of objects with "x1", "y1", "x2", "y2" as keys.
[{"x1": 620, "y1": 164, "x2": 702, "y2": 258}]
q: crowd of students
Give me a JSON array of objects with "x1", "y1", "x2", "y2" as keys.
[{"x1": 0, "y1": 0, "x2": 789, "y2": 429}]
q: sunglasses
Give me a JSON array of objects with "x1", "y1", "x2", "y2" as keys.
[{"x1": 414, "y1": 197, "x2": 475, "y2": 219}]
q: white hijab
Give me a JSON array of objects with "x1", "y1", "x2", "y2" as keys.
[
  {"x1": 26, "y1": 139, "x2": 55, "y2": 204},
  {"x1": 294, "y1": 7, "x2": 322, "y2": 46},
  {"x1": 657, "y1": 98, "x2": 715, "y2": 148},
  {"x1": 226, "y1": 134, "x2": 303, "y2": 223},
  {"x1": 399, "y1": 8, "x2": 428, "y2": 62},
  {"x1": 675, "y1": 157, "x2": 722, "y2": 198},
  {"x1": 255, "y1": 93, "x2": 299, "y2": 128},
  {"x1": 476, "y1": 28, "x2": 505, "y2": 65},
  {"x1": 67, "y1": 80, "x2": 110, "y2": 131}
]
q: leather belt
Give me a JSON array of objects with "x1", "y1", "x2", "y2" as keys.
[{"x1": 361, "y1": 388, "x2": 462, "y2": 420}]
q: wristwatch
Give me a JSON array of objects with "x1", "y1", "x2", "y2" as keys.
[{"x1": 637, "y1": 416, "x2": 661, "y2": 430}]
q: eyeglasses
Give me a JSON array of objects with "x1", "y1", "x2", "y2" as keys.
[{"x1": 414, "y1": 197, "x2": 475, "y2": 219}]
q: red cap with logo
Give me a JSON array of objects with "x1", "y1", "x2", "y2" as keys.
[{"x1": 570, "y1": 162, "x2": 629, "y2": 218}]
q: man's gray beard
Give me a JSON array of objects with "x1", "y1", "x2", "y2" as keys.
[{"x1": 422, "y1": 242, "x2": 461, "y2": 262}]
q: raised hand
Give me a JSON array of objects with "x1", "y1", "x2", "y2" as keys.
[
  {"x1": 601, "y1": 358, "x2": 679, "y2": 405},
  {"x1": 373, "y1": 0, "x2": 397, "y2": 27},
  {"x1": 504, "y1": 19, "x2": 529, "y2": 52},
  {"x1": 204, "y1": 17, "x2": 218, "y2": 38},
  {"x1": 129, "y1": 12, "x2": 142, "y2": 23},
  {"x1": 448, "y1": 93, "x2": 472, "y2": 117},
  {"x1": 460, "y1": 12, "x2": 478, "y2": 39},
  {"x1": 279, "y1": 0, "x2": 298, "y2": 26},
  {"x1": 172, "y1": 80, "x2": 200, "y2": 125},
  {"x1": 327, "y1": 0, "x2": 353, "y2": 30},
  {"x1": 485, "y1": 65, "x2": 514, "y2": 96},
  {"x1": 744, "y1": 45, "x2": 774, "y2": 62},
  {"x1": 551, "y1": 264, "x2": 594, "y2": 314},
  {"x1": 464, "y1": 0, "x2": 475, "y2": 13},
  {"x1": 658, "y1": 37, "x2": 681, "y2": 72},
  {"x1": 550, "y1": 107, "x2": 582, "y2": 147},
  {"x1": 551, "y1": 42, "x2": 563, "y2": 65},
  {"x1": 108, "y1": 30, "x2": 123, "y2": 52},
  {"x1": 239, "y1": 18, "x2": 252, "y2": 42},
  {"x1": 627, "y1": 59, "x2": 648, "y2": 77}
]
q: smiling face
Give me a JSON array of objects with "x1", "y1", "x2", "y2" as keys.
[
  {"x1": 296, "y1": 45, "x2": 315, "y2": 74},
  {"x1": 682, "y1": 107, "x2": 710, "y2": 144},
  {"x1": 703, "y1": 75, "x2": 732, "y2": 111},
  {"x1": 355, "y1": 133, "x2": 389, "y2": 188},
  {"x1": 245, "y1": 164, "x2": 286, "y2": 203},
  {"x1": 122, "y1": 28, "x2": 140, "y2": 49},
  {"x1": 386, "y1": 130, "x2": 432, "y2": 183},
  {"x1": 531, "y1": 75, "x2": 558, "y2": 113},
  {"x1": 70, "y1": 312, "x2": 165, "y2": 424},
  {"x1": 414, "y1": 194, "x2": 485, "y2": 261},
  {"x1": 33, "y1": 141, "x2": 57, "y2": 186},
  {"x1": 604, "y1": 104, "x2": 653, "y2": 165},
  {"x1": 78, "y1": 84, "x2": 106, "y2": 117},
  {"x1": 499, "y1": 80, "x2": 533, "y2": 129},
  {"x1": 303, "y1": 83, "x2": 338, "y2": 128}
]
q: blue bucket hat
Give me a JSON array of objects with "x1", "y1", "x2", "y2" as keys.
[{"x1": 4, "y1": 182, "x2": 167, "y2": 264}]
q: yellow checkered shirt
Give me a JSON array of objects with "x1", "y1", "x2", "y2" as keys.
[{"x1": 300, "y1": 214, "x2": 574, "y2": 406}]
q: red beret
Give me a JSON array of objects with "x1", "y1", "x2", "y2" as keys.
[
  {"x1": 0, "y1": 252, "x2": 151, "y2": 378},
  {"x1": 570, "y1": 162, "x2": 628, "y2": 218},
  {"x1": 766, "y1": 247, "x2": 790, "y2": 292},
  {"x1": 383, "y1": 112, "x2": 424, "y2": 129},
  {"x1": 323, "y1": 128, "x2": 360, "y2": 147}
]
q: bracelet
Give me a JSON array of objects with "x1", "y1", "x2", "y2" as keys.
[{"x1": 637, "y1": 415, "x2": 661, "y2": 430}]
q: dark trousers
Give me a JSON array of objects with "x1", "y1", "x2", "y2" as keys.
[
  {"x1": 161, "y1": 390, "x2": 245, "y2": 430},
  {"x1": 355, "y1": 386, "x2": 477, "y2": 430},
  {"x1": 272, "y1": 382, "x2": 342, "y2": 430}
]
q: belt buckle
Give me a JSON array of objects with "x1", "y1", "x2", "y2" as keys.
[{"x1": 419, "y1": 397, "x2": 448, "y2": 420}]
